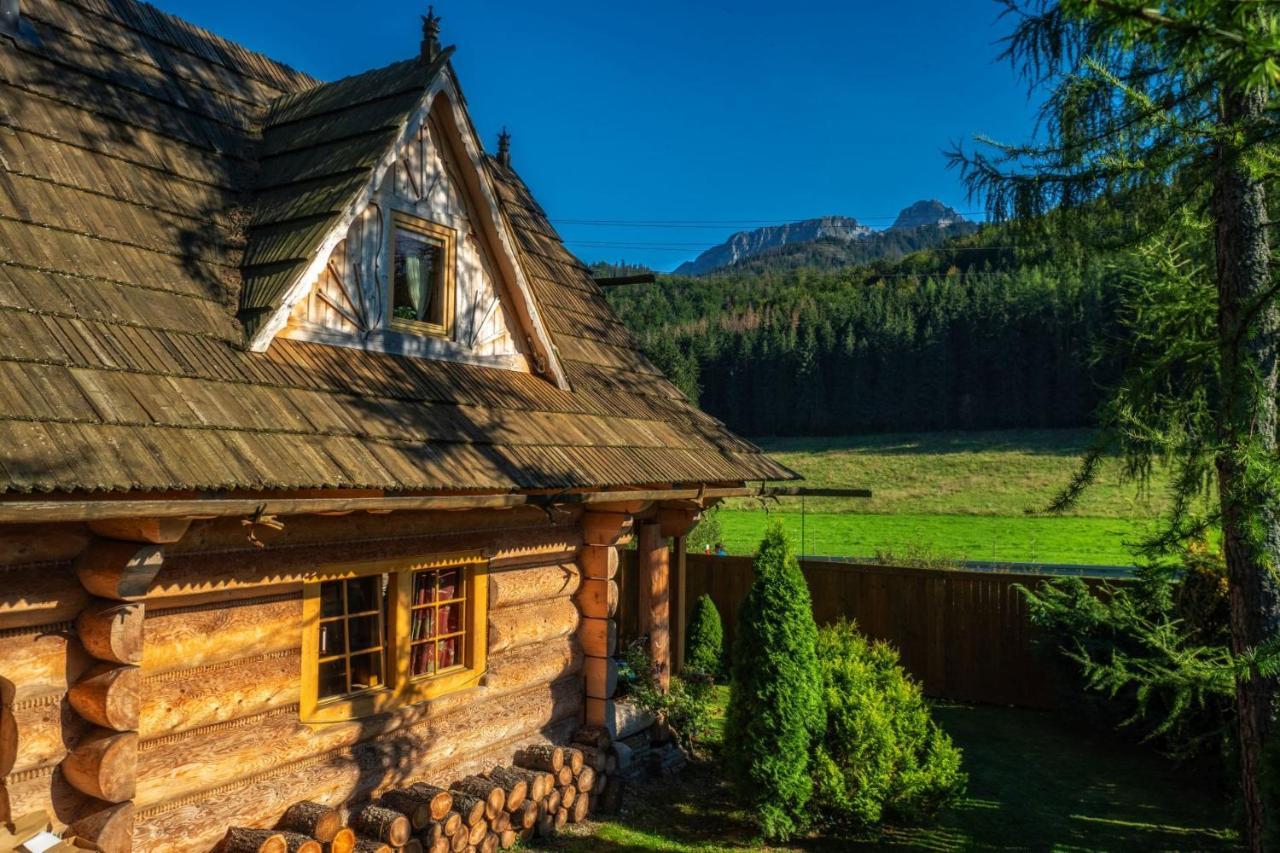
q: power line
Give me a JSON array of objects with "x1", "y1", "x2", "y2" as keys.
[
  {"x1": 564, "y1": 240, "x2": 1028, "y2": 252},
  {"x1": 551, "y1": 212, "x2": 991, "y2": 228}
]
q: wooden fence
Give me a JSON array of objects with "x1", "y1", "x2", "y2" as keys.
[{"x1": 620, "y1": 552, "x2": 1102, "y2": 709}]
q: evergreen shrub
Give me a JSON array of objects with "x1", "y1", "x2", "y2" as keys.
[
  {"x1": 811, "y1": 620, "x2": 966, "y2": 827},
  {"x1": 685, "y1": 594, "x2": 725, "y2": 677},
  {"x1": 724, "y1": 522, "x2": 824, "y2": 839}
]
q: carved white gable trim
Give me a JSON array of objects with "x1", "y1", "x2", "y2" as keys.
[{"x1": 247, "y1": 72, "x2": 567, "y2": 390}]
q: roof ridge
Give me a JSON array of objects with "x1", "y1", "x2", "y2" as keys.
[{"x1": 262, "y1": 57, "x2": 425, "y2": 128}]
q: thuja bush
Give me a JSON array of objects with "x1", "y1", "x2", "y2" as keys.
[
  {"x1": 725, "y1": 522, "x2": 824, "y2": 840},
  {"x1": 685, "y1": 594, "x2": 725, "y2": 677},
  {"x1": 810, "y1": 620, "x2": 966, "y2": 828}
]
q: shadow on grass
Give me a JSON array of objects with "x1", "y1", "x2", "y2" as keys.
[{"x1": 539, "y1": 702, "x2": 1239, "y2": 853}]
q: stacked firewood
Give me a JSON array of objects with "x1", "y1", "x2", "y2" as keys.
[{"x1": 220, "y1": 728, "x2": 622, "y2": 853}]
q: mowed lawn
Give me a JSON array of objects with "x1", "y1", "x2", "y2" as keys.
[
  {"x1": 548, "y1": 690, "x2": 1238, "y2": 852},
  {"x1": 713, "y1": 430, "x2": 1189, "y2": 566}
]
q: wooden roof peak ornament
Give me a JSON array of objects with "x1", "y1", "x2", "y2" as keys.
[
  {"x1": 497, "y1": 127, "x2": 512, "y2": 169},
  {"x1": 421, "y1": 5, "x2": 443, "y2": 62}
]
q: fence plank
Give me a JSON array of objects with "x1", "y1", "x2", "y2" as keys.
[{"x1": 650, "y1": 553, "x2": 1098, "y2": 709}]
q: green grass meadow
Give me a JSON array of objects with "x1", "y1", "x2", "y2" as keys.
[{"x1": 711, "y1": 429, "x2": 1190, "y2": 566}]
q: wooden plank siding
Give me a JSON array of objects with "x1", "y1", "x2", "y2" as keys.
[{"x1": 626, "y1": 552, "x2": 1112, "y2": 709}]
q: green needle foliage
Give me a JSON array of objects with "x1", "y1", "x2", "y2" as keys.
[
  {"x1": 950, "y1": 3, "x2": 1280, "y2": 846},
  {"x1": 685, "y1": 594, "x2": 725, "y2": 678},
  {"x1": 1022, "y1": 542, "x2": 1234, "y2": 765},
  {"x1": 725, "y1": 522, "x2": 824, "y2": 840},
  {"x1": 812, "y1": 621, "x2": 967, "y2": 828}
]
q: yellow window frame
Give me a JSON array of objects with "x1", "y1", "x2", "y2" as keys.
[
  {"x1": 301, "y1": 551, "x2": 488, "y2": 724},
  {"x1": 387, "y1": 212, "x2": 457, "y2": 339}
]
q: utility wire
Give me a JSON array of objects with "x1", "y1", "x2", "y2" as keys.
[{"x1": 551, "y1": 212, "x2": 990, "y2": 228}]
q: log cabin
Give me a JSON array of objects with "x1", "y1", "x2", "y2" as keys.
[{"x1": 0, "y1": 1, "x2": 794, "y2": 850}]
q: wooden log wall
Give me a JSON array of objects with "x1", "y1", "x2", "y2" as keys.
[
  {"x1": 575, "y1": 512, "x2": 628, "y2": 731},
  {"x1": 0, "y1": 506, "x2": 587, "y2": 852}
]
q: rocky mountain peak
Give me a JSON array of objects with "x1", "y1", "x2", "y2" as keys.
[{"x1": 889, "y1": 199, "x2": 967, "y2": 231}]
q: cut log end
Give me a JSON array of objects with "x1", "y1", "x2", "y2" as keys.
[
  {"x1": 329, "y1": 827, "x2": 357, "y2": 853},
  {"x1": 279, "y1": 831, "x2": 322, "y2": 853},
  {"x1": 223, "y1": 827, "x2": 288, "y2": 853},
  {"x1": 279, "y1": 801, "x2": 343, "y2": 843},
  {"x1": 68, "y1": 801, "x2": 134, "y2": 852},
  {"x1": 406, "y1": 782, "x2": 455, "y2": 821},
  {"x1": 514, "y1": 744, "x2": 563, "y2": 773},
  {"x1": 352, "y1": 804, "x2": 411, "y2": 847},
  {"x1": 379, "y1": 789, "x2": 432, "y2": 830},
  {"x1": 62, "y1": 728, "x2": 138, "y2": 802},
  {"x1": 67, "y1": 662, "x2": 141, "y2": 731}
]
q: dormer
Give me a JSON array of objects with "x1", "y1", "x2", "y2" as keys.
[{"x1": 237, "y1": 15, "x2": 565, "y2": 386}]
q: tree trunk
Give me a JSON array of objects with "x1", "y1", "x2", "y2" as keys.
[{"x1": 1214, "y1": 83, "x2": 1280, "y2": 853}]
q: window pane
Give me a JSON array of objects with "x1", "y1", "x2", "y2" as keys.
[
  {"x1": 349, "y1": 651, "x2": 384, "y2": 692},
  {"x1": 347, "y1": 614, "x2": 381, "y2": 652},
  {"x1": 319, "y1": 581, "x2": 344, "y2": 618},
  {"x1": 410, "y1": 641, "x2": 434, "y2": 677},
  {"x1": 393, "y1": 230, "x2": 444, "y2": 325},
  {"x1": 318, "y1": 658, "x2": 347, "y2": 700},
  {"x1": 436, "y1": 601, "x2": 462, "y2": 635},
  {"x1": 437, "y1": 636, "x2": 460, "y2": 671},
  {"x1": 435, "y1": 568, "x2": 461, "y2": 601},
  {"x1": 413, "y1": 571, "x2": 433, "y2": 606},
  {"x1": 410, "y1": 606, "x2": 431, "y2": 642},
  {"x1": 318, "y1": 620, "x2": 346, "y2": 657},
  {"x1": 346, "y1": 576, "x2": 380, "y2": 614}
]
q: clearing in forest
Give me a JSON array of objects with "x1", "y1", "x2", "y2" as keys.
[{"x1": 714, "y1": 429, "x2": 1180, "y2": 566}]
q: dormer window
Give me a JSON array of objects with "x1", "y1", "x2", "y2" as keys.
[{"x1": 390, "y1": 212, "x2": 455, "y2": 337}]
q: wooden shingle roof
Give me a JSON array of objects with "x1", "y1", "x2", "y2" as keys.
[{"x1": 0, "y1": 0, "x2": 796, "y2": 494}]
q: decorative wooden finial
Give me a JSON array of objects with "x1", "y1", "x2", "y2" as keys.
[
  {"x1": 421, "y1": 5, "x2": 442, "y2": 62},
  {"x1": 497, "y1": 127, "x2": 511, "y2": 169}
]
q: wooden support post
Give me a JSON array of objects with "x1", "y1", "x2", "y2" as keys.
[
  {"x1": 656, "y1": 508, "x2": 699, "y2": 678},
  {"x1": 672, "y1": 536, "x2": 687, "y2": 676},
  {"x1": 577, "y1": 510, "x2": 630, "y2": 728},
  {"x1": 636, "y1": 522, "x2": 670, "y2": 692},
  {"x1": 62, "y1": 520, "x2": 188, "y2": 851}
]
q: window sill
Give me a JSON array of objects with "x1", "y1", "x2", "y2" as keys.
[{"x1": 388, "y1": 317, "x2": 452, "y2": 339}]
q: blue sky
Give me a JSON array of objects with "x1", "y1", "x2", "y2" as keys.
[{"x1": 157, "y1": 0, "x2": 1040, "y2": 271}]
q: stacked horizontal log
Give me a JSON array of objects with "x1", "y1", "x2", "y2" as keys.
[{"x1": 220, "y1": 730, "x2": 614, "y2": 853}]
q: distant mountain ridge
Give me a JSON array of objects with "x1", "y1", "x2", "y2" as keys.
[{"x1": 673, "y1": 200, "x2": 970, "y2": 275}]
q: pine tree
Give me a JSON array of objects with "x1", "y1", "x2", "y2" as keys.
[
  {"x1": 725, "y1": 522, "x2": 824, "y2": 839},
  {"x1": 950, "y1": 4, "x2": 1280, "y2": 846}
]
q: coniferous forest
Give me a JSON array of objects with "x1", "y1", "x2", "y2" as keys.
[{"x1": 606, "y1": 227, "x2": 1123, "y2": 436}]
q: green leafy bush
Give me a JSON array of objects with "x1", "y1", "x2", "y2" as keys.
[
  {"x1": 622, "y1": 645, "x2": 716, "y2": 755},
  {"x1": 688, "y1": 504, "x2": 724, "y2": 556},
  {"x1": 1021, "y1": 542, "x2": 1233, "y2": 765},
  {"x1": 724, "y1": 522, "x2": 824, "y2": 839},
  {"x1": 685, "y1": 594, "x2": 725, "y2": 677},
  {"x1": 810, "y1": 620, "x2": 966, "y2": 827}
]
